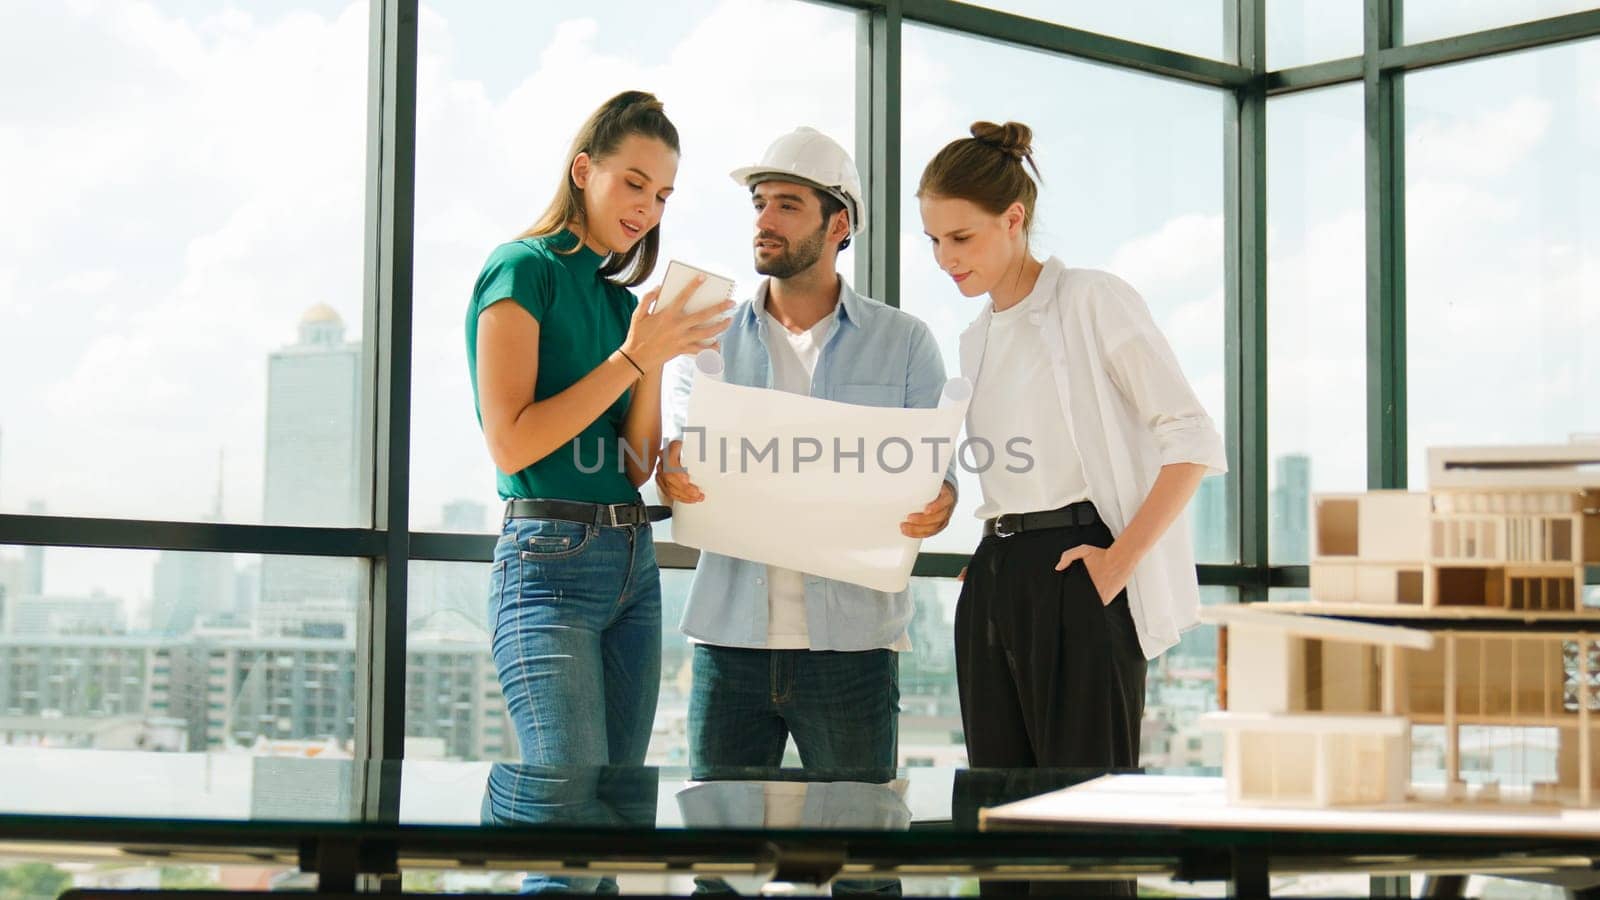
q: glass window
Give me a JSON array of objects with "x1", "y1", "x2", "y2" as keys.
[
  {"x1": 1404, "y1": 40, "x2": 1600, "y2": 486},
  {"x1": 405, "y1": 560, "x2": 698, "y2": 764},
  {"x1": 1267, "y1": 0, "x2": 1363, "y2": 69},
  {"x1": 403, "y1": 558, "x2": 507, "y2": 762},
  {"x1": 900, "y1": 24, "x2": 1231, "y2": 563},
  {"x1": 1267, "y1": 84, "x2": 1366, "y2": 568},
  {"x1": 0, "y1": 3, "x2": 371, "y2": 527},
  {"x1": 952, "y1": 0, "x2": 1230, "y2": 62},
  {"x1": 1143, "y1": 587, "x2": 1232, "y2": 770},
  {"x1": 0, "y1": 544, "x2": 360, "y2": 754},
  {"x1": 1405, "y1": 1, "x2": 1600, "y2": 46},
  {"x1": 409, "y1": 0, "x2": 858, "y2": 532},
  {"x1": 899, "y1": 578, "x2": 965, "y2": 767},
  {"x1": 407, "y1": 563, "x2": 966, "y2": 767}
]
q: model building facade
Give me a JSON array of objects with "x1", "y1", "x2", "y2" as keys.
[
  {"x1": 1207, "y1": 442, "x2": 1600, "y2": 808},
  {"x1": 1310, "y1": 444, "x2": 1599, "y2": 611}
]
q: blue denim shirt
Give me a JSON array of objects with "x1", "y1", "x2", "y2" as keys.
[{"x1": 665, "y1": 277, "x2": 956, "y2": 652}]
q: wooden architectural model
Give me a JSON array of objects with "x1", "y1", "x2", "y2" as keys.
[
  {"x1": 1204, "y1": 606, "x2": 1429, "y2": 808},
  {"x1": 1310, "y1": 443, "x2": 1599, "y2": 612},
  {"x1": 1205, "y1": 442, "x2": 1600, "y2": 808}
]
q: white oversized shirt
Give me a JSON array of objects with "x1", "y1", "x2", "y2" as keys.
[{"x1": 958, "y1": 258, "x2": 1228, "y2": 659}]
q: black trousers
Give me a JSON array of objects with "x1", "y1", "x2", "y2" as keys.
[
  {"x1": 955, "y1": 514, "x2": 1147, "y2": 897},
  {"x1": 956, "y1": 515, "x2": 1147, "y2": 768}
]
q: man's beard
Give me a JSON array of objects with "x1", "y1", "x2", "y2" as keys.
[{"x1": 754, "y1": 224, "x2": 828, "y2": 279}]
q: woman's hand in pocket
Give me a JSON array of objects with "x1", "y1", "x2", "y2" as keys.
[{"x1": 1053, "y1": 544, "x2": 1133, "y2": 606}]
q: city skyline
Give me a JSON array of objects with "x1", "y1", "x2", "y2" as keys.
[
  {"x1": 0, "y1": 282, "x2": 1305, "y2": 765},
  {"x1": 1, "y1": 0, "x2": 1593, "y2": 773}
]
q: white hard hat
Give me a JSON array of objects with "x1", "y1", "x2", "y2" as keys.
[{"x1": 730, "y1": 126, "x2": 866, "y2": 236}]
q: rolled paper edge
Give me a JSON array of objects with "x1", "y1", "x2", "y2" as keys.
[
  {"x1": 939, "y1": 377, "x2": 973, "y2": 408},
  {"x1": 694, "y1": 348, "x2": 725, "y2": 380}
]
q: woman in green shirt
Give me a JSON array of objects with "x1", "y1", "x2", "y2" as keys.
[{"x1": 467, "y1": 91, "x2": 731, "y2": 766}]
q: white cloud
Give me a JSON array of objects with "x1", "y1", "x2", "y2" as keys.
[
  {"x1": 0, "y1": 266, "x2": 18, "y2": 315},
  {"x1": 1106, "y1": 213, "x2": 1224, "y2": 298},
  {"x1": 1079, "y1": 212, "x2": 1228, "y2": 429},
  {"x1": 1261, "y1": 194, "x2": 1367, "y2": 492},
  {"x1": 47, "y1": 270, "x2": 117, "y2": 295},
  {"x1": 1408, "y1": 96, "x2": 1551, "y2": 181},
  {"x1": 407, "y1": 0, "x2": 860, "y2": 525},
  {"x1": 1395, "y1": 166, "x2": 1595, "y2": 469},
  {"x1": 1, "y1": 1, "x2": 369, "y2": 528},
  {"x1": 44, "y1": 332, "x2": 182, "y2": 423},
  {"x1": 1405, "y1": 180, "x2": 1516, "y2": 249},
  {"x1": 5, "y1": 0, "x2": 1594, "y2": 601}
]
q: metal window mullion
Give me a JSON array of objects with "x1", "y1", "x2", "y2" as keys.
[
  {"x1": 855, "y1": 0, "x2": 901, "y2": 306},
  {"x1": 853, "y1": 10, "x2": 874, "y2": 295},
  {"x1": 356, "y1": 0, "x2": 417, "y2": 799},
  {"x1": 1264, "y1": 13, "x2": 1600, "y2": 95},
  {"x1": 0, "y1": 515, "x2": 384, "y2": 557},
  {"x1": 1225, "y1": 0, "x2": 1268, "y2": 602},
  {"x1": 1378, "y1": 9, "x2": 1600, "y2": 73},
  {"x1": 1266, "y1": 57, "x2": 1364, "y2": 95},
  {"x1": 898, "y1": 0, "x2": 1249, "y2": 88},
  {"x1": 1365, "y1": 0, "x2": 1406, "y2": 490}
]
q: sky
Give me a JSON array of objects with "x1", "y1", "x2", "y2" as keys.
[{"x1": 0, "y1": 0, "x2": 1596, "y2": 604}]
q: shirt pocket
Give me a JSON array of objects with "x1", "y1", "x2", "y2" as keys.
[{"x1": 833, "y1": 382, "x2": 905, "y2": 408}]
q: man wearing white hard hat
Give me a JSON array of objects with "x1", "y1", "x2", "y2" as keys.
[{"x1": 657, "y1": 127, "x2": 957, "y2": 773}]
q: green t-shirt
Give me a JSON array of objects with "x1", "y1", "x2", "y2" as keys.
[{"x1": 465, "y1": 231, "x2": 641, "y2": 504}]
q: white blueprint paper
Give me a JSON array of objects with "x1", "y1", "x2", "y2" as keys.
[{"x1": 671, "y1": 350, "x2": 971, "y2": 593}]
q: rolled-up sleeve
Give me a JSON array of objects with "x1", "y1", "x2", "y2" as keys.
[{"x1": 1091, "y1": 274, "x2": 1228, "y2": 476}]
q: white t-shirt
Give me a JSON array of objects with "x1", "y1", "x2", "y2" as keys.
[
  {"x1": 957, "y1": 259, "x2": 1229, "y2": 659},
  {"x1": 966, "y1": 283, "x2": 1091, "y2": 520},
  {"x1": 763, "y1": 308, "x2": 910, "y2": 652}
]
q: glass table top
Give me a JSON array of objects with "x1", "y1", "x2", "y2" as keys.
[
  {"x1": 0, "y1": 745, "x2": 1128, "y2": 831},
  {"x1": 7, "y1": 747, "x2": 1600, "y2": 894}
]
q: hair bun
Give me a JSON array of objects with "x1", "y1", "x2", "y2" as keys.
[
  {"x1": 969, "y1": 120, "x2": 1033, "y2": 161},
  {"x1": 612, "y1": 90, "x2": 664, "y2": 114}
]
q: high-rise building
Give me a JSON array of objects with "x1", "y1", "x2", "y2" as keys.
[
  {"x1": 226, "y1": 562, "x2": 260, "y2": 629},
  {"x1": 152, "y1": 456, "x2": 236, "y2": 635},
  {"x1": 410, "y1": 561, "x2": 488, "y2": 638},
  {"x1": 1190, "y1": 474, "x2": 1229, "y2": 563},
  {"x1": 152, "y1": 552, "x2": 236, "y2": 636},
  {"x1": 0, "y1": 553, "x2": 24, "y2": 634},
  {"x1": 406, "y1": 639, "x2": 512, "y2": 760},
  {"x1": 22, "y1": 500, "x2": 45, "y2": 599},
  {"x1": 1270, "y1": 453, "x2": 1313, "y2": 565},
  {"x1": 408, "y1": 502, "x2": 494, "y2": 636},
  {"x1": 258, "y1": 306, "x2": 363, "y2": 639},
  {"x1": 440, "y1": 500, "x2": 487, "y2": 533},
  {"x1": 0, "y1": 451, "x2": 47, "y2": 632},
  {"x1": 0, "y1": 635, "x2": 169, "y2": 718},
  {"x1": 9, "y1": 593, "x2": 126, "y2": 637}
]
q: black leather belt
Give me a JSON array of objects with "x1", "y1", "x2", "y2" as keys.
[
  {"x1": 983, "y1": 500, "x2": 1100, "y2": 538},
  {"x1": 503, "y1": 498, "x2": 670, "y2": 527}
]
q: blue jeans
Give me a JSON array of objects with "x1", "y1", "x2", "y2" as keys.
[
  {"x1": 481, "y1": 763, "x2": 658, "y2": 895},
  {"x1": 489, "y1": 515, "x2": 661, "y2": 766},
  {"x1": 690, "y1": 646, "x2": 902, "y2": 897},
  {"x1": 689, "y1": 645, "x2": 899, "y2": 772}
]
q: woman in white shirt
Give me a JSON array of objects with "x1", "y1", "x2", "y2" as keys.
[{"x1": 917, "y1": 121, "x2": 1227, "y2": 776}]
